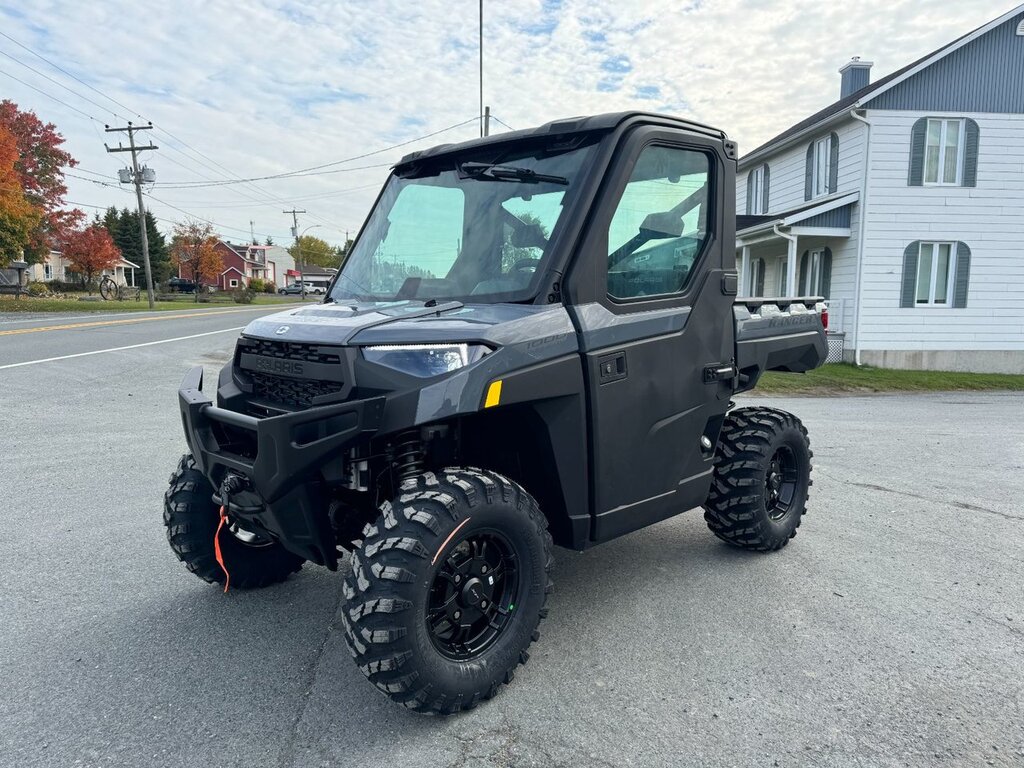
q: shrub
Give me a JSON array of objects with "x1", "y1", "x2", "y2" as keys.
[
  {"x1": 27, "y1": 281, "x2": 49, "y2": 296},
  {"x1": 232, "y1": 289, "x2": 255, "y2": 304},
  {"x1": 47, "y1": 279, "x2": 88, "y2": 293},
  {"x1": 248, "y1": 278, "x2": 267, "y2": 293},
  {"x1": 264, "y1": 281, "x2": 277, "y2": 294}
]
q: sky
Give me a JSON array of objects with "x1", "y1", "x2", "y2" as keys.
[{"x1": 0, "y1": 0, "x2": 1015, "y2": 247}]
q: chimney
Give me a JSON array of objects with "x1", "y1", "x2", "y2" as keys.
[{"x1": 839, "y1": 57, "x2": 873, "y2": 98}]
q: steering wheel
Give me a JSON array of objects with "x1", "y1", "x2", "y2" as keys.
[{"x1": 509, "y1": 258, "x2": 540, "y2": 273}]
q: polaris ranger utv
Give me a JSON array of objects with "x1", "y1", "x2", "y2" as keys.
[{"x1": 165, "y1": 112, "x2": 827, "y2": 713}]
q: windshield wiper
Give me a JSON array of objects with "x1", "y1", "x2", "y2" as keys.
[{"x1": 459, "y1": 161, "x2": 568, "y2": 186}]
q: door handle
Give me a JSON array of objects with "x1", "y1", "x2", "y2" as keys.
[{"x1": 598, "y1": 351, "x2": 627, "y2": 383}]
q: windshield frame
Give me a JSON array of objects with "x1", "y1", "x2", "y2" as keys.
[{"x1": 327, "y1": 134, "x2": 606, "y2": 306}]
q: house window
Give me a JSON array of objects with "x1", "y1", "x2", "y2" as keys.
[
  {"x1": 749, "y1": 165, "x2": 766, "y2": 214},
  {"x1": 924, "y1": 119, "x2": 964, "y2": 185},
  {"x1": 748, "y1": 258, "x2": 765, "y2": 296},
  {"x1": 777, "y1": 255, "x2": 789, "y2": 296},
  {"x1": 802, "y1": 250, "x2": 823, "y2": 295},
  {"x1": 812, "y1": 137, "x2": 831, "y2": 198},
  {"x1": 44, "y1": 264, "x2": 53, "y2": 280},
  {"x1": 229, "y1": 278, "x2": 239, "y2": 288},
  {"x1": 916, "y1": 242, "x2": 955, "y2": 304}
]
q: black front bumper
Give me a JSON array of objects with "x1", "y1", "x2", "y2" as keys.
[{"x1": 178, "y1": 366, "x2": 385, "y2": 567}]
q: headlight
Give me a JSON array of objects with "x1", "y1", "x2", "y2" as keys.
[{"x1": 361, "y1": 343, "x2": 491, "y2": 377}]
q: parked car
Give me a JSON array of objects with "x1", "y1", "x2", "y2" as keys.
[
  {"x1": 167, "y1": 277, "x2": 197, "y2": 294},
  {"x1": 278, "y1": 282, "x2": 324, "y2": 295}
]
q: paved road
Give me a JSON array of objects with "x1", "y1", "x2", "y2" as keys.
[{"x1": 1, "y1": 312, "x2": 1022, "y2": 767}]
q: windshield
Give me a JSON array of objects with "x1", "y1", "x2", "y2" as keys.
[{"x1": 330, "y1": 139, "x2": 598, "y2": 303}]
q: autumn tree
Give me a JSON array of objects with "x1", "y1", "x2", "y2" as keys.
[
  {"x1": 0, "y1": 100, "x2": 84, "y2": 262},
  {"x1": 0, "y1": 122, "x2": 40, "y2": 267},
  {"x1": 170, "y1": 221, "x2": 223, "y2": 302},
  {"x1": 288, "y1": 234, "x2": 336, "y2": 269},
  {"x1": 63, "y1": 225, "x2": 121, "y2": 292}
]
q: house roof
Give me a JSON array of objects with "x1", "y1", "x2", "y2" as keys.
[
  {"x1": 741, "y1": 4, "x2": 1024, "y2": 166},
  {"x1": 737, "y1": 191, "x2": 860, "y2": 238}
]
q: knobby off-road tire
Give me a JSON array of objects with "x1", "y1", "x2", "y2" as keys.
[
  {"x1": 341, "y1": 468, "x2": 554, "y2": 714},
  {"x1": 703, "y1": 407, "x2": 812, "y2": 551},
  {"x1": 163, "y1": 454, "x2": 304, "y2": 588}
]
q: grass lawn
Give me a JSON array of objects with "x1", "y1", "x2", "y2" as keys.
[
  {"x1": 0, "y1": 295, "x2": 302, "y2": 314},
  {"x1": 757, "y1": 362, "x2": 1024, "y2": 395}
]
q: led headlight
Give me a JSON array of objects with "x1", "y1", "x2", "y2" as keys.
[{"x1": 361, "y1": 343, "x2": 491, "y2": 377}]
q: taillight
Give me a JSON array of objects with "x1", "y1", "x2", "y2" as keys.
[{"x1": 821, "y1": 308, "x2": 829, "y2": 330}]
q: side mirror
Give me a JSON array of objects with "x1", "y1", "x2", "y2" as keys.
[
  {"x1": 639, "y1": 211, "x2": 684, "y2": 239},
  {"x1": 510, "y1": 222, "x2": 548, "y2": 249}
]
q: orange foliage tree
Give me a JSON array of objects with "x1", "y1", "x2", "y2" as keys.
[
  {"x1": 63, "y1": 224, "x2": 122, "y2": 292},
  {"x1": 0, "y1": 100, "x2": 84, "y2": 261},
  {"x1": 170, "y1": 221, "x2": 223, "y2": 301},
  {"x1": 0, "y1": 122, "x2": 41, "y2": 266}
]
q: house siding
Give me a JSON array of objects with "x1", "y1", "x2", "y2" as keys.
[
  {"x1": 737, "y1": 119, "x2": 866, "y2": 215},
  {"x1": 858, "y1": 110, "x2": 1024, "y2": 357},
  {"x1": 865, "y1": 11, "x2": 1024, "y2": 114}
]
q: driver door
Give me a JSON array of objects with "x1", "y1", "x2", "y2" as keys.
[{"x1": 566, "y1": 131, "x2": 736, "y2": 542}]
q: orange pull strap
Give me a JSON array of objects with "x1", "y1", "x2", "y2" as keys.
[{"x1": 214, "y1": 505, "x2": 231, "y2": 593}]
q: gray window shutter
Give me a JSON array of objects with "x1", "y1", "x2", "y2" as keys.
[
  {"x1": 761, "y1": 163, "x2": 771, "y2": 213},
  {"x1": 963, "y1": 119, "x2": 980, "y2": 188},
  {"x1": 828, "y1": 133, "x2": 839, "y2": 193},
  {"x1": 746, "y1": 172, "x2": 754, "y2": 215},
  {"x1": 755, "y1": 258, "x2": 765, "y2": 296},
  {"x1": 798, "y1": 250, "x2": 809, "y2": 293},
  {"x1": 908, "y1": 118, "x2": 927, "y2": 186},
  {"x1": 901, "y1": 241, "x2": 919, "y2": 307},
  {"x1": 821, "y1": 247, "x2": 832, "y2": 299},
  {"x1": 804, "y1": 143, "x2": 814, "y2": 201},
  {"x1": 953, "y1": 242, "x2": 971, "y2": 307}
]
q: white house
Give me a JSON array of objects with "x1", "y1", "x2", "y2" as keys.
[
  {"x1": 735, "y1": 5, "x2": 1024, "y2": 373},
  {"x1": 27, "y1": 250, "x2": 141, "y2": 286}
]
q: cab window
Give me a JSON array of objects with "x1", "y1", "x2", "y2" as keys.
[{"x1": 606, "y1": 145, "x2": 711, "y2": 300}]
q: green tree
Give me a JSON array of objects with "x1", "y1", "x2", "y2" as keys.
[
  {"x1": 289, "y1": 234, "x2": 336, "y2": 269},
  {"x1": 264, "y1": 235, "x2": 274, "y2": 246},
  {"x1": 100, "y1": 206, "x2": 171, "y2": 284}
]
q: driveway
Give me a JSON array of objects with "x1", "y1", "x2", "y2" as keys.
[{"x1": 1, "y1": 314, "x2": 1021, "y2": 767}]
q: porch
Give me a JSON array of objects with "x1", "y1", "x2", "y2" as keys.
[{"x1": 736, "y1": 192, "x2": 859, "y2": 347}]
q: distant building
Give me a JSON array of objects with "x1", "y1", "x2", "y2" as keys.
[{"x1": 735, "y1": 4, "x2": 1024, "y2": 373}]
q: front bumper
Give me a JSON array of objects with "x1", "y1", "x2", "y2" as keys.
[{"x1": 178, "y1": 366, "x2": 385, "y2": 567}]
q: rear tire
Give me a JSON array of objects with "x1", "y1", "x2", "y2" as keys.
[
  {"x1": 163, "y1": 454, "x2": 304, "y2": 588},
  {"x1": 341, "y1": 468, "x2": 554, "y2": 714},
  {"x1": 703, "y1": 407, "x2": 811, "y2": 551}
]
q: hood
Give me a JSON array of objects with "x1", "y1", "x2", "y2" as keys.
[{"x1": 242, "y1": 301, "x2": 556, "y2": 347}]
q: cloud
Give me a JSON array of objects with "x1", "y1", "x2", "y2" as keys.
[{"x1": 0, "y1": 0, "x2": 1013, "y2": 244}]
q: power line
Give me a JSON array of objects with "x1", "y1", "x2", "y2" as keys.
[
  {"x1": 0, "y1": 46, "x2": 126, "y2": 121},
  {"x1": 0, "y1": 29, "x2": 145, "y2": 119},
  {"x1": 0, "y1": 67, "x2": 99, "y2": 122},
  {"x1": 491, "y1": 115, "x2": 515, "y2": 131}
]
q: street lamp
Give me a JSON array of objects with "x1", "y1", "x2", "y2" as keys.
[{"x1": 296, "y1": 224, "x2": 322, "y2": 300}]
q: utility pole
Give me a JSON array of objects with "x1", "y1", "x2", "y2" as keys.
[
  {"x1": 105, "y1": 122, "x2": 157, "y2": 309},
  {"x1": 479, "y1": 0, "x2": 484, "y2": 137},
  {"x1": 284, "y1": 208, "x2": 307, "y2": 299},
  {"x1": 483, "y1": 105, "x2": 490, "y2": 137}
]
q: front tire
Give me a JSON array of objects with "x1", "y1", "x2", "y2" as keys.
[
  {"x1": 341, "y1": 468, "x2": 554, "y2": 714},
  {"x1": 703, "y1": 407, "x2": 812, "y2": 551},
  {"x1": 163, "y1": 454, "x2": 304, "y2": 588}
]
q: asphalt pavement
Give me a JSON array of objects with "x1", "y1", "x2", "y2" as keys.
[{"x1": 1, "y1": 308, "x2": 1022, "y2": 767}]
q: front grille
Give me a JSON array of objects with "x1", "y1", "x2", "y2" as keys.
[
  {"x1": 239, "y1": 338, "x2": 347, "y2": 408},
  {"x1": 249, "y1": 371, "x2": 345, "y2": 408},
  {"x1": 245, "y1": 339, "x2": 342, "y2": 365}
]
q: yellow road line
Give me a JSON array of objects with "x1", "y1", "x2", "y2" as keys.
[{"x1": 0, "y1": 306, "x2": 291, "y2": 337}]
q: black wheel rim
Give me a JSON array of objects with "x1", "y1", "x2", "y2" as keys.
[
  {"x1": 426, "y1": 531, "x2": 520, "y2": 661},
  {"x1": 765, "y1": 446, "x2": 799, "y2": 521}
]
